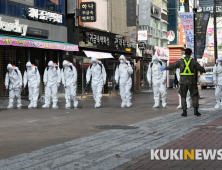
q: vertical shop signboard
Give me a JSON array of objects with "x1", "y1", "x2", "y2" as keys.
[
  {"x1": 179, "y1": 12, "x2": 194, "y2": 55},
  {"x1": 80, "y1": 2, "x2": 96, "y2": 22},
  {"x1": 179, "y1": 23, "x2": 186, "y2": 45},
  {"x1": 195, "y1": 12, "x2": 210, "y2": 58}
]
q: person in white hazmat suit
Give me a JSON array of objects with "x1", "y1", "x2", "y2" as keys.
[
  {"x1": 213, "y1": 55, "x2": 222, "y2": 109},
  {"x1": 86, "y1": 57, "x2": 107, "y2": 108},
  {"x1": 42, "y1": 61, "x2": 61, "y2": 108},
  {"x1": 176, "y1": 55, "x2": 191, "y2": 109},
  {"x1": 147, "y1": 55, "x2": 167, "y2": 108},
  {"x1": 115, "y1": 55, "x2": 133, "y2": 108},
  {"x1": 23, "y1": 62, "x2": 40, "y2": 108},
  {"x1": 61, "y1": 60, "x2": 78, "y2": 108},
  {"x1": 5, "y1": 64, "x2": 23, "y2": 108}
]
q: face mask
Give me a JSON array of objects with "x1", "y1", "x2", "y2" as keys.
[
  {"x1": 48, "y1": 66, "x2": 54, "y2": 69},
  {"x1": 26, "y1": 66, "x2": 31, "y2": 70},
  {"x1": 120, "y1": 60, "x2": 124, "y2": 63},
  {"x1": 63, "y1": 64, "x2": 68, "y2": 68},
  {"x1": 153, "y1": 60, "x2": 158, "y2": 64},
  {"x1": 92, "y1": 61, "x2": 97, "y2": 65}
]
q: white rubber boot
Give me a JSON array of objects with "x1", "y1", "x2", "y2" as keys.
[
  {"x1": 17, "y1": 99, "x2": 22, "y2": 108},
  {"x1": 126, "y1": 100, "x2": 132, "y2": 108},
  {"x1": 121, "y1": 99, "x2": 126, "y2": 108},
  {"x1": 177, "y1": 94, "x2": 182, "y2": 109},
  {"x1": 215, "y1": 102, "x2": 221, "y2": 109},
  {"x1": 7, "y1": 103, "x2": 13, "y2": 109},
  {"x1": 52, "y1": 102, "x2": 58, "y2": 109},
  {"x1": 28, "y1": 102, "x2": 33, "y2": 108},
  {"x1": 42, "y1": 104, "x2": 50, "y2": 108},
  {"x1": 74, "y1": 100, "x2": 78, "y2": 108}
]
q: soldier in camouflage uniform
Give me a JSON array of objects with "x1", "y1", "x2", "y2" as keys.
[{"x1": 165, "y1": 48, "x2": 206, "y2": 117}]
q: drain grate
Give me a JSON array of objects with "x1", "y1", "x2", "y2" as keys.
[{"x1": 94, "y1": 125, "x2": 139, "y2": 129}]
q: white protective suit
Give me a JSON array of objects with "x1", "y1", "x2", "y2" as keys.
[
  {"x1": 61, "y1": 60, "x2": 78, "y2": 108},
  {"x1": 213, "y1": 55, "x2": 222, "y2": 109},
  {"x1": 176, "y1": 68, "x2": 191, "y2": 109},
  {"x1": 147, "y1": 55, "x2": 167, "y2": 108},
  {"x1": 5, "y1": 64, "x2": 22, "y2": 108},
  {"x1": 42, "y1": 61, "x2": 61, "y2": 108},
  {"x1": 115, "y1": 55, "x2": 133, "y2": 108},
  {"x1": 23, "y1": 62, "x2": 40, "y2": 108},
  {"x1": 86, "y1": 57, "x2": 107, "y2": 108}
]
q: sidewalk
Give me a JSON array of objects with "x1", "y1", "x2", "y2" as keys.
[
  {"x1": 0, "y1": 89, "x2": 220, "y2": 170},
  {"x1": 115, "y1": 115, "x2": 222, "y2": 170}
]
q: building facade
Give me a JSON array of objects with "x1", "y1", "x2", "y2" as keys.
[{"x1": 0, "y1": 0, "x2": 78, "y2": 97}]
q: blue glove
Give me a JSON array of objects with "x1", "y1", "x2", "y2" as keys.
[{"x1": 161, "y1": 66, "x2": 166, "y2": 71}]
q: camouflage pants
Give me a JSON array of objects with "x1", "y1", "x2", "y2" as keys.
[{"x1": 179, "y1": 84, "x2": 199, "y2": 110}]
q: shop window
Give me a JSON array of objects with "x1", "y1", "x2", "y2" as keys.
[
  {"x1": 7, "y1": 2, "x2": 21, "y2": 17},
  {"x1": 0, "y1": 0, "x2": 7, "y2": 15},
  {"x1": 34, "y1": 0, "x2": 46, "y2": 9}
]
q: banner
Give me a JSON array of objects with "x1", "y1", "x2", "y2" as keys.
[
  {"x1": 208, "y1": 28, "x2": 222, "y2": 48},
  {"x1": 195, "y1": 12, "x2": 210, "y2": 58},
  {"x1": 139, "y1": 0, "x2": 151, "y2": 26},
  {"x1": 126, "y1": 0, "x2": 136, "y2": 26},
  {"x1": 179, "y1": 12, "x2": 194, "y2": 55},
  {"x1": 179, "y1": 23, "x2": 186, "y2": 45},
  {"x1": 0, "y1": 36, "x2": 79, "y2": 51}
]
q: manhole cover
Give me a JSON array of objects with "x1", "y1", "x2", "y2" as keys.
[{"x1": 94, "y1": 125, "x2": 139, "y2": 129}]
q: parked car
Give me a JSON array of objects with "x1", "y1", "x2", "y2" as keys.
[{"x1": 199, "y1": 67, "x2": 214, "y2": 89}]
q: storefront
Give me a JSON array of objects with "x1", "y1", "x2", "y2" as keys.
[
  {"x1": 70, "y1": 26, "x2": 137, "y2": 95},
  {"x1": 168, "y1": 45, "x2": 185, "y2": 88},
  {"x1": 0, "y1": 1, "x2": 78, "y2": 97}
]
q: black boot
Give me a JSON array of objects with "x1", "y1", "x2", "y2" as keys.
[
  {"x1": 194, "y1": 108, "x2": 201, "y2": 116},
  {"x1": 181, "y1": 110, "x2": 187, "y2": 117}
]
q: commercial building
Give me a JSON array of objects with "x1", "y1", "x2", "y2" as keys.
[
  {"x1": 66, "y1": 0, "x2": 138, "y2": 94},
  {"x1": 0, "y1": 0, "x2": 78, "y2": 97},
  {"x1": 138, "y1": 0, "x2": 169, "y2": 90}
]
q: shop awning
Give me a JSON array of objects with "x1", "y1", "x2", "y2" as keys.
[
  {"x1": 83, "y1": 50, "x2": 114, "y2": 59},
  {"x1": 0, "y1": 35, "x2": 79, "y2": 51}
]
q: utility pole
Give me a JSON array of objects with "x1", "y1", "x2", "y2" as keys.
[
  {"x1": 193, "y1": 0, "x2": 197, "y2": 83},
  {"x1": 214, "y1": 0, "x2": 218, "y2": 63}
]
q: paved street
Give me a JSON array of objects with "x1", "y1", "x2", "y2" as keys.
[{"x1": 0, "y1": 87, "x2": 219, "y2": 170}]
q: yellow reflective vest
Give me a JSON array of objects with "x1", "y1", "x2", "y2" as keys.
[{"x1": 180, "y1": 57, "x2": 194, "y2": 75}]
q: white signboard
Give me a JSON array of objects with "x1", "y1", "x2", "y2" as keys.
[
  {"x1": 138, "y1": 30, "x2": 148, "y2": 41},
  {"x1": 0, "y1": 17, "x2": 28, "y2": 36},
  {"x1": 28, "y1": 8, "x2": 62, "y2": 23}
]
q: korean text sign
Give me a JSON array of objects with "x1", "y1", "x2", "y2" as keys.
[{"x1": 80, "y1": 2, "x2": 96, "y2": 22}]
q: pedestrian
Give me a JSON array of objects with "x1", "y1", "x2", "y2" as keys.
[
  {"x1": 23, "y1": 62, "x2": 40, "y2": 108},
  {"x1": 86, "y1": 57, "x2": 107, "y2": 108},
  {"x1": 61, "y1": 60, "x2": 78, "y2": 108},
  {"x1": 115, "y1": 55, "x2": 133, "y2": 108},
  {"x1": 164, "y1": 48, "x2": 206, "y2": 116},
  {"x1": 213, "y1": 55, "x2": 222, "y2": 109},
  {"x1": 5, "y1": 64, "x2": 23, "y2": 108},
  {"x1": 42, "y1": 61, "x2": 61, "y2": 108},
  {"x1": 147, "y1": 55, "x2": 167, "y2": 108}
]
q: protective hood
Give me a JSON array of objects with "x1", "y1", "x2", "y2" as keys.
[
  {"x1": 152, "y1": 55, "x2": 159, "y2": 62},
  {"x1": 119, "y1": 55, "x2": 126, "y2": 61},
  {"x1": 63, "y1": 60, "x2": 68, "y2": 66},
  {"x1": 91, "y1": 57, "x2": 97, "y2": 63},
  {"x1": 69, "y1": 63, "x2": 73, "y2": 66},
  {"x1": 7, "y1": 64, "x2": 13, "y2": 70},
  {"x1": 48, "y1": 61, "x2": 54, "y2": 67},
  {"x1": 218, "y1": 55, "x2": 222, "y2": 61},
  {"x1": 26, "y1": 62, "x2": 32, "y2": 67}
]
